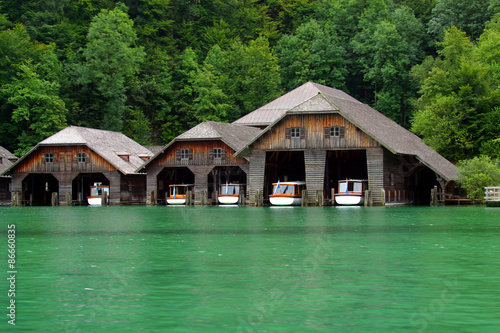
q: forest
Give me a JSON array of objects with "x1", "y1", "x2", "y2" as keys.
[{"x1": 1, "y1": 0, "x2": 500, "y2": 175}]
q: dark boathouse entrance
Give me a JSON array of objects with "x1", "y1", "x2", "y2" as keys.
[
  {"x1": 264, "y1": 151, "x2": 305, "y2": 198},
  {"x1": 21, "y1": 173, "x2": 59, "y2": 206},
  {"x1": 72, "y1": 173, "x2": 110, "y2": 205}
]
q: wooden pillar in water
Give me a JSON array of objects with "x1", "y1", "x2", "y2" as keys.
[
  {"x1": 146, "y1": 165, "x2": 162, "y2": 205},
  {"x1": 248, "y1": 150, "x2": 266, "y2": 206},
  {"x1": 51, "y1": 192, "x2": 59, "y2": 206},
  {"x1": 102, "y1": 171, "x2": 121, "y2": 205},
  {"x1": 189, "y1": 166, "x2": 213, "y2": 205},
  {"x1": 304, "y1": 150, "x2": 326, "y2": 205},
  {"x1": 65, "y1": 192, "x2": 72, "y2": 206},
  {"x1": 301, "y1": 190, "x2": 309, "y2": 207},
  {"x1": 366, "y1": 148, "x2": 384, "y2": 205}
]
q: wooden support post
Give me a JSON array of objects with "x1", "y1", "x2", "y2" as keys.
[
  {"x1": 301, "y1": 190, "x2": 309, "y2": 207},
  {"x1": 151, "y1": 190, "x2": 156, "y2": 205},
  {"x1": 430, "y1": 186, "x2": 437, "y2": 206},
  {"x1": 199, "y1": 190, "x2": 208, "y2": 205},
  {"x1": 380, "y1": 189, "x2": 385, "y2": 206},
  {"x1": 51, "y1": 192, "x2": 59, "y2": 206},
  {"x1": 238, "y1": 191, "x2": 245, "y2": 206},
  {"x1": 316, "y1": 190, "x2": 323, "y2": 206},
  {"x1": 101, "y1": 192, "x2": 108, "y2": 206},
  {"x1": 66, "y1": 192, "x2": 72, "y2": 206},
  {"x1": 364, "y1": 190, "x2": 372, "y2": 207},
  {"x1": 11, "y1": 192, "x2": 20, "y2": 207}
]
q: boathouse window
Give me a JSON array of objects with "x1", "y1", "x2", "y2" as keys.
[
  {"x1": 325, "y1": 126, "x2": 345, "y2": 138},
  {"x1": 285, "y1": 127, "x2": 305, "y2": 139},
  {"x1": 77, "y1": 152, "x2": 87, "y2": 163},
  {"x1": 210, "y1": 148, "x2": 226, "y2": 160},
  {"x1": 177, "y1": 149, "x2": 193, "y2": 162},
  {"x1": 44, "y1": 153, "x2": 54, "y2": 163}
]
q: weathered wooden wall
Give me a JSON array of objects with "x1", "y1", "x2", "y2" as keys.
[
  {"x1": 247, "y1": 150, "x2": 266, "y2": 205},
  {"x1": 120, "y1": 174, "x2": 147, "y2": 204},
  {"x1": 304, "y1": 150, "x2": 326, "y2": 203},
  {"x1": 13, "y1": 146, "x2": 116, "y2": 173},
  {"x1": 150, "y1": 141, "x2": 249, "y2": 167},
  {"x1": 0, "y1": 177, "x2": 10, "y2": 205},
  {"x1": 254, "y1": 113, "x2": 380, "y2": 150},
  {"x1": 366, "y1": 148, "x2": 384, "y2": 205}
]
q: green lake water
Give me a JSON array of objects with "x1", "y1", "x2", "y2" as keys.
[{"x1": 1, "y1": 205, "x2": 500, "y2": 333}]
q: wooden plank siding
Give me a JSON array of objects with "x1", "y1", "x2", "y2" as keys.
[
  {"x1": 12, "y1": 146, "x2": 117, "y2": 173},
  {"x1": 366, "y1": 148, "x2": 384, "y2": 205},
  {"x1": 304, "y1": 150, "x2": 326, "y2": 202},
  {"x1": 150, "y1": 141, "x2": 249, "y2": 168},
  {"x1": 383, "y1": 149, "x2": 408, "y2": 203},
  {"x1": 254, "y1": 113, "x2": 380, "y2": 151},
  {"x1": 248, "y1": 150, "x2": 266, "y2": 205}
]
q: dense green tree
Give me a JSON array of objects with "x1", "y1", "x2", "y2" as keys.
[
  {"x1": 75, "y1": 6, "x2": 145, "y2": 131},
  {"x1": 275, "y1": 19, "x2": 346, "y2": 92},
  {"x1": 411, "y1": 26, "x2": 500, "y2": 161},
  {"x1": 2, "y1": 61, "x2": 67, "y2": 155},
  {"x1": 197, "y1": 37, "x2": 281, "y2": 122},
  {"x1": 0, "y1": 24, "x2": 64, "y2": 152},
  {"x1": 457, "y1": 155, "x2": 500, "y2": 200},
  {"x1": 427, "y1": 0, "x2": 497, "y2": 41}
]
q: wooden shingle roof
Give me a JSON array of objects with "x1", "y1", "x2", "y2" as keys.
[
  {"x1": 233, "y1": 82, "x2": 360, "y2": 126},
  {"x1": 234, "y1": 82, "x2": 458, "y2": 181},
  {"x1": 0, "y1": 146, "x2": 17, "y2": 175},
  {"x1": 4, "y1": 126, "x2": 153, "y2": 175},
  {"x1": 139, "y1": 121, "x2": 262, "y2": 171}
]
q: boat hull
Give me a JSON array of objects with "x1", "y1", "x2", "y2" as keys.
[
  {"x1": 335, "y1": 195, "x2": 364, "y2": 206},
  {"x1": 87, "y1": 198, "x2": 103, "y2": 206},
  {"x1": 269, "y1": 196, "x2": 301, "y2": 206},
  {"x1": 167, "y1": 198, "x2": 186, "y2": 205},
  {"x1": 218, "y1": 196, "x2": 239, "y2": 205}
]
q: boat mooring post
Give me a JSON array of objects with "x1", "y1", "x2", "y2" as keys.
[
  {"x1": 316, "y1": 190, "x2": 323, "y2": 206},
  {"x1": 301, "y1": 190, "x2": 309, "y2": 207},
  {"x1": 364, "y1": 190, "x2": 372, "y2": 207},
  {"x1": 51, "y1": 192, "x2": 59, "y2": 206},
  {"x1": 11, "y1": 192, "x2": 20, "y2": 207},
  {"x1": 65, "y1": 192, "x2": 72, "y2": 206}
]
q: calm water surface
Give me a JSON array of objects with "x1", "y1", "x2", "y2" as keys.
[{"x1": 1, "y1": 205, "x2": 499, "y2": 332}]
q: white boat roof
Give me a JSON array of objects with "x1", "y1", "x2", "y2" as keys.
[
  {"x1": 272, "y1": 181, "x2": 306, "y2": 185},
  {"x1": 338, "y1": 179, "x2": 368, "y2": 183},
  {"x1": 169, "y1": 184, "x2": 194, "y2": 187}
]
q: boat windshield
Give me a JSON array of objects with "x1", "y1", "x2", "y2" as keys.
[
  {"x1": 273, "y1": 184, "x2": 295, "y2": 195},
  {"x1": 171, "y1": 186, "x2": 188, "y2": 195},
  {"x1": 339, "y1": 181, "x2": 364, "y2": 193},
  {"x1": 221, "y1": 185, "x2": 239, "y2": 195},
  {"x1": 91, "y1": 187, "x2": 109, "y2": 196}
]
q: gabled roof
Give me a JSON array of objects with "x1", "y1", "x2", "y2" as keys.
[
  {"x1": 139, "y1": 121, "x2": 262, "y2": 171},
  {"x1": 0, "y1": 146, "x2": 17, "y2": 175},
  {"x1": 233, "y1": 82, "x2": 360, "y2": 126},
  {"x1": 4, "y1": 126, "x2": 153, "y2": 175},
  {"x1": 234, "y1": 82, "x2": 458, "y2": 182}
]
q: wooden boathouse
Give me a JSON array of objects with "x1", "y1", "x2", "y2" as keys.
[
  {"x1": 140, "y1": 121, "x2": 261, "y2": 204},
  {"x1": 233, "y1": 82, "x2": 458, "y2": 205},
  {"x1": 3, "y1": 126, "x2": 153, "y2": 205},
  {"x1": 0, "y1": 147, "x2": 18, "y2": 205}
]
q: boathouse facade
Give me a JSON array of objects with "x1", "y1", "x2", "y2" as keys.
[
  {"x1": 233, "y1": 82, "x2": 458, "y2": 205},
  {"x1": 140, "y1": 121, "x2": 261, "y2": 204},
  {"x1": 0, "y1": 147, "x2": 17, "y2": 205},
  {"x1": 3, "y1": 126, "x2": 153, "y2": 205}
]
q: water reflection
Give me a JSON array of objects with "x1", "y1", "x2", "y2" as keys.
[{"x1": 2, "y1": 206, "x2": 500, "y2": 332}]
